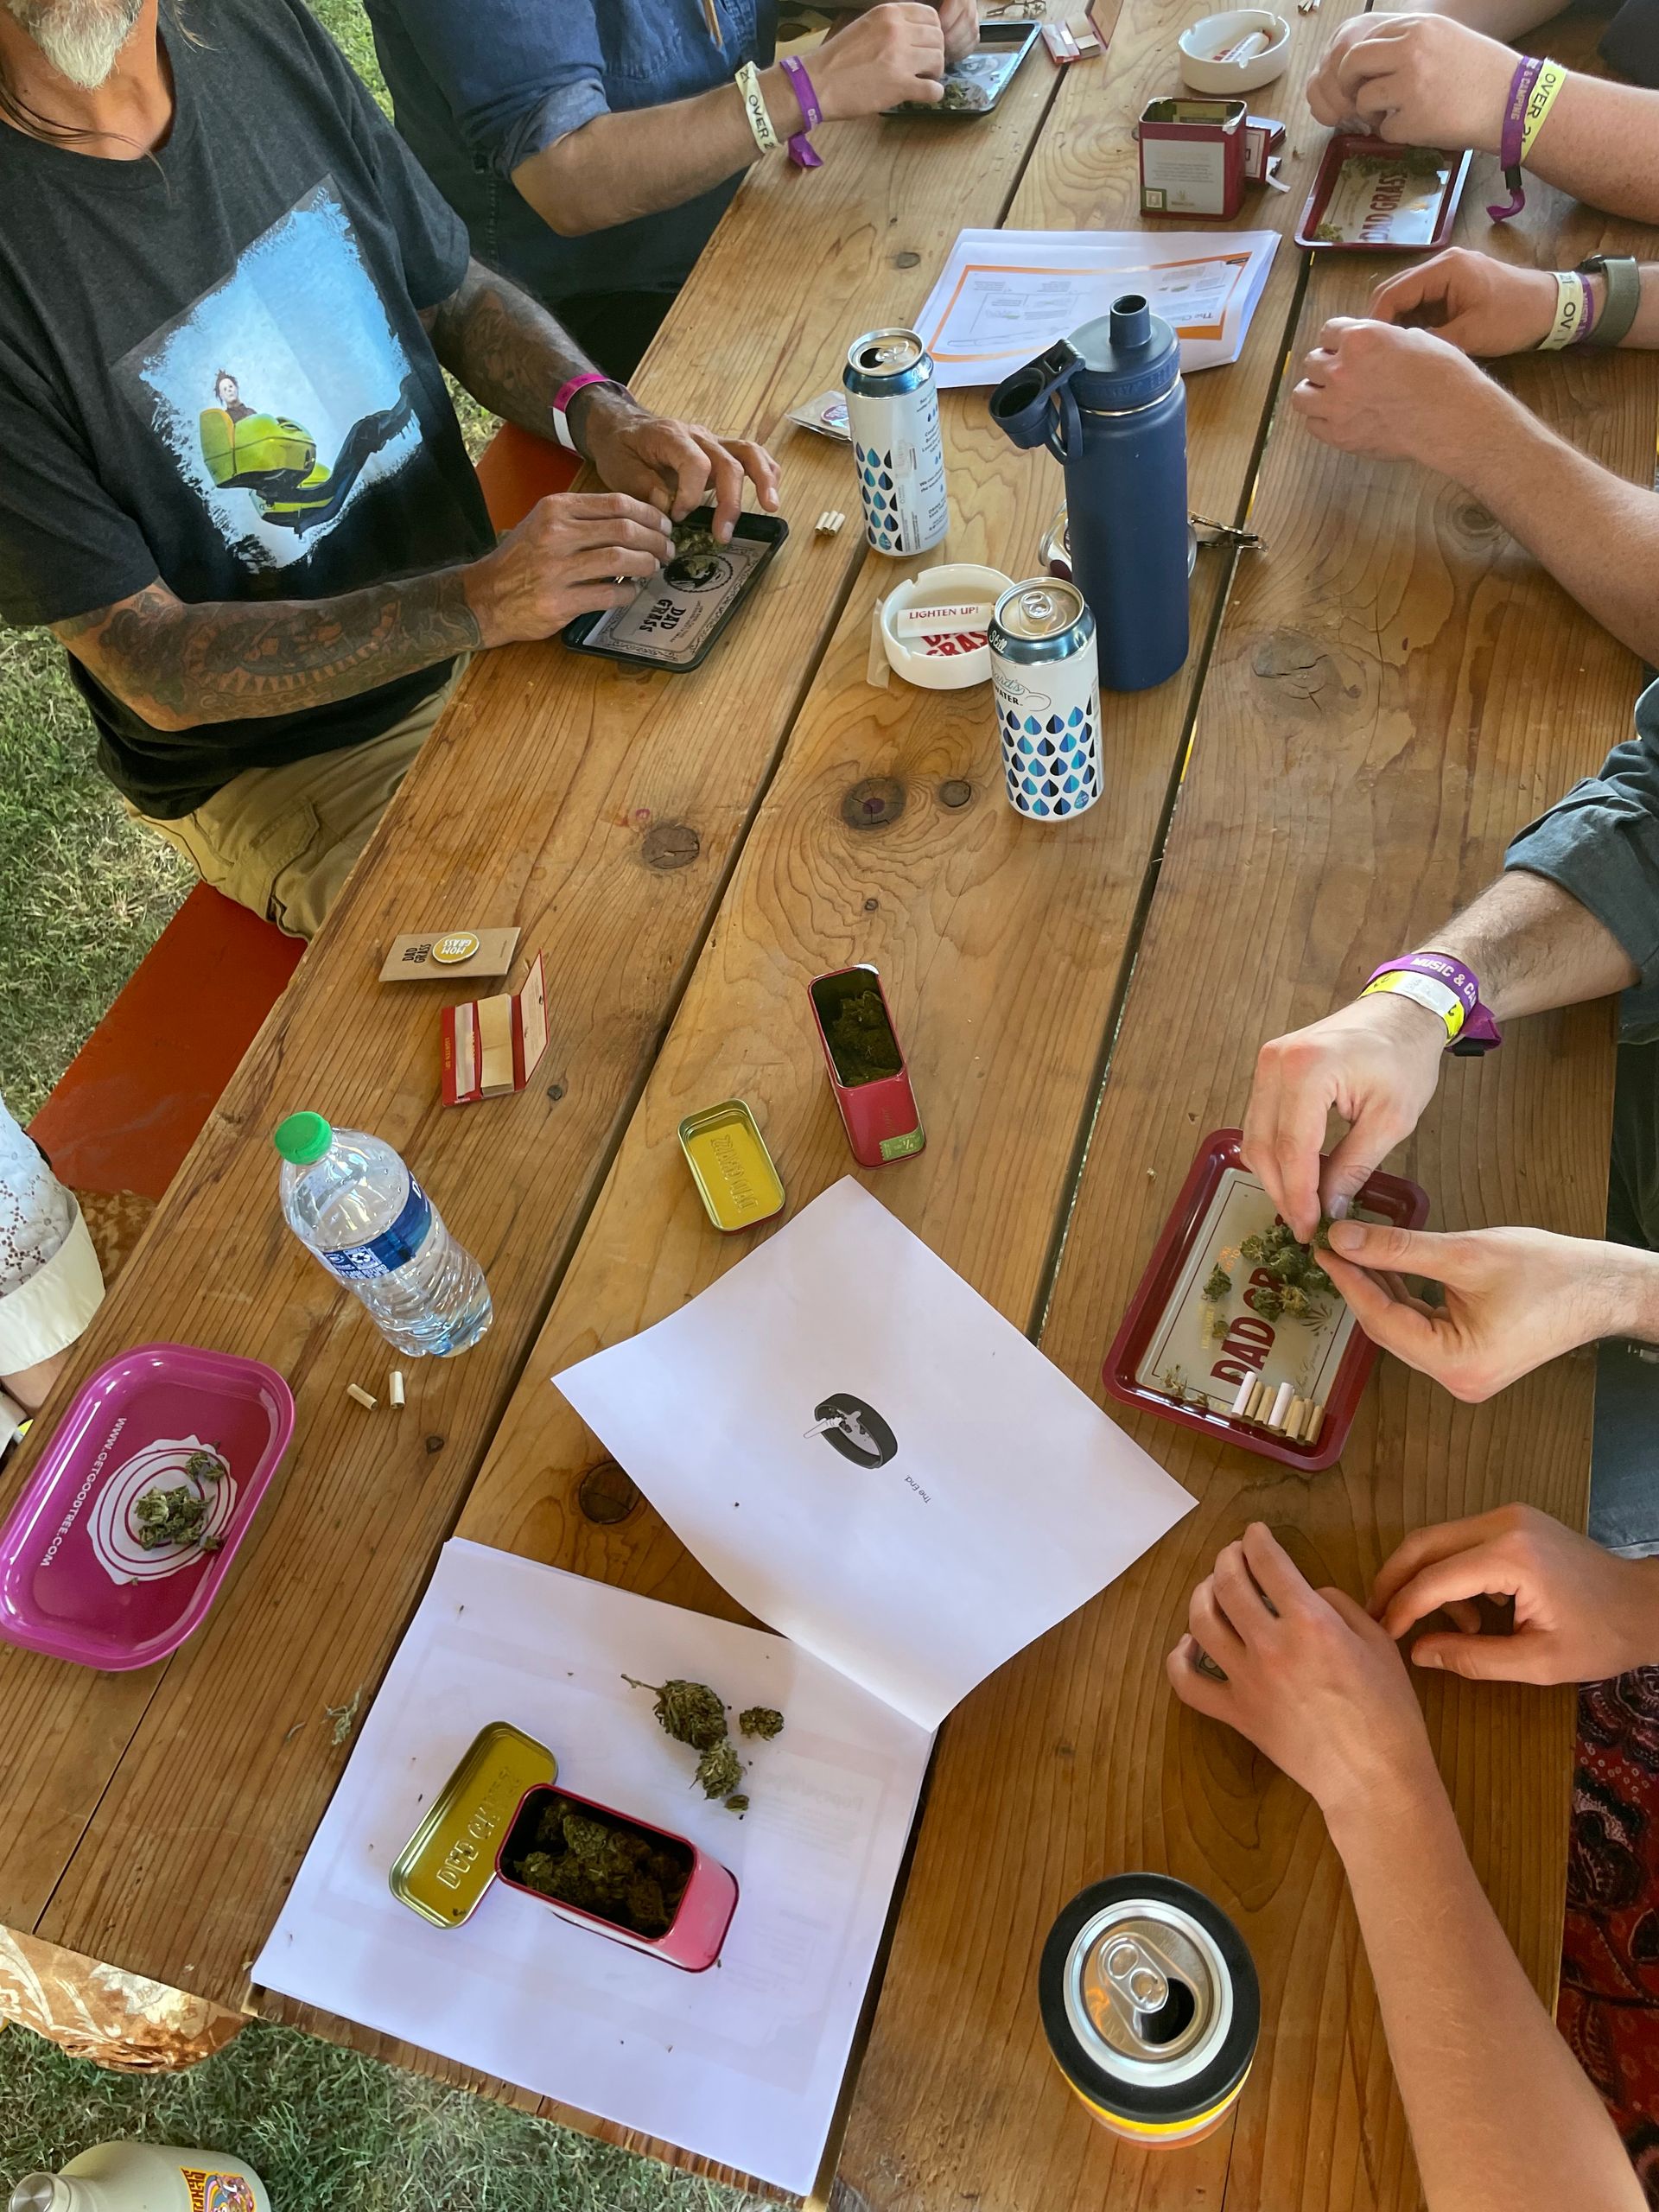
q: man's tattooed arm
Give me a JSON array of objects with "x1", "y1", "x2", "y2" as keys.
[
  {"x1": 54, "y1": 573, "x2": 481, "y2": 731},
  {"x1": 423, "y1": 260, "x2": 645, "y2": 448}
]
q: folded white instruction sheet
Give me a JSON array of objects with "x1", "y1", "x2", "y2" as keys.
[
  {"x1": 556, "y1": 1179, "x2": 1195, "y2": 1731},
  {"x1": 913, "y1": 226, "x2": 1280, "y2": 385},
  {"x1": 255, "y1": 1541, "x2": 932, "y2": 2195}
]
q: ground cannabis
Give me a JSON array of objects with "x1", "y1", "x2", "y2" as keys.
[
  {"x1": 824, "y1": 988, "x2": 901, "y2": 1085},
  {"x1": 738, "y1": 1707, "x2": 784, "y2": 1740},
  {"x1": 510, "y1": 1796, "x2": 690, "y2": 1937},
  {"x1": 623, "y1": 1675, "x2": 728, "y2": 1751},
  {"x1": 133, "y1": 1484, "x2": 208, "y2": 1550},
  {"x1": 695, "y1": 1740, "x2": 743, "y2": 1801}
]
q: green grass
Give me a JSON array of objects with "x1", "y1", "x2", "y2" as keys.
[
  {"x1": 0, "y1": 10, "x2": 730, "y2": 2207},
  {"x1": 0, "y1": 2019, "x2": 768, "y2": 2212}
]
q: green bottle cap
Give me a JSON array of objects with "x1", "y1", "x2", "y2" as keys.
[{"x1": 273, "y1": 1111, "x2": 332, "y2": 1165}]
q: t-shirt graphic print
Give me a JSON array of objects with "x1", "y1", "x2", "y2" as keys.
[{"x1": 124, "y1": 181, "x2": 424, "y2": 574}]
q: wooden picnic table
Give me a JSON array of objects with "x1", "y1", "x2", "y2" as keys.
[{"x1": 3, "y1": 2, "x2": 1657, "y2": 2207}]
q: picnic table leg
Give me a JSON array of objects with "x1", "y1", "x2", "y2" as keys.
[{"x1": 0, "y1": 1926, "x2": 244, "y2": 2070}]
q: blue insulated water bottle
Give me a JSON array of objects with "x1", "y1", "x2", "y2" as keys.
[{"x1": 989, "y1": 294, "x2": 1188, "y2": 692}]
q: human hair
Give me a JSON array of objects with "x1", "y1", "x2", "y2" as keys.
[{"x1": 0, "y1": 0, "x2": 200, "y2": 147}]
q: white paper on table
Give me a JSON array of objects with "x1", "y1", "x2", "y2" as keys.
[
  {"x1": 913, "y1": 226, "x2": 1280, "y2": 387},
  {"x1": 254, "y1": 1540, "x2": 931, "y2": 2196},
  {"x1": 555, "y1": 1179, "x2": 1194, "y2": 1732}
]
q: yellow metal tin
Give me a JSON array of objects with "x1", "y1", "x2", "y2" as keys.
[
  {"x1": 389, "y1": 1720, "x2": 555, "y2": 1929},
  {"x1": 677, "y1": 1099, "x2": 785, "y2": 1232}
]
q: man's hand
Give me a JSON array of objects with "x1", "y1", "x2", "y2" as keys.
[
  {"x1": 463, "y1": 492, "x2": 672, "y2": 647},
  {"x1": 1319, "y1": 1220, "x2": 1646, "y2": 1400},
  {"x1": 935, "y1": 0, "x2": 978, "y2": 62},
  {"x1": 579, "y1": 393, "x2": 780, "y2": 543},
  {"x1": 1371, "y1": 246, "x2": 1561, "y2": 358},
  {"x1": 1168, "y1": 1522, "x2": 1441, "y2": 1823},
  {"x1": 1292, "y1": 317, "x2": 1512, "y2": 473},
  {"x1": 1371, "y1": 1504, "x2": 1659, "y2": 1682},
  {"x1": 1243, "y1": 994, "x2": 1446, "y2": 1241},
  {"x1": 815, "y1": 3, "x2": 947, "y2": 115},
  {"x1": 1306, "y1": 15, "x2": 1518, "y2": 153}
]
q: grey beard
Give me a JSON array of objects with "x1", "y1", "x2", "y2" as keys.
[{"x1": 4, "y1": 0, "x2": 145, "y2": 88}]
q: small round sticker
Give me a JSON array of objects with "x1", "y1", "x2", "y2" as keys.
[{"x1": 431, "y1": 933, "x2": 480, "y2": 965}]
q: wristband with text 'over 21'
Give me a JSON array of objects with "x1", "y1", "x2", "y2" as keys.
[{"x1": 1361, "y1": 954, "x2": 1503, "y2": 1056}]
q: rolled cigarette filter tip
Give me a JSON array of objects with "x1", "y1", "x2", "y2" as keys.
[{"x1": 346, "y1": 1382, "x2": 377, "y2": 1409}]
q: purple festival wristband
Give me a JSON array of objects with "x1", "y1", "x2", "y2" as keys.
[
  {"x1": 1363, "y1": 953, "x2": 1503, "y2": 1055},
  {"x1": 779, "y1": 54, "x2": 823, "y2": 168},
  {"x1": 1487, "y1": 54, "x2": 1543, "y2": 223}
]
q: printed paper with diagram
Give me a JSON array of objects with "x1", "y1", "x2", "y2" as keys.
[
  {"x1": 914, "y1": 226, "x2": 1279, "y2": 386},
  {"x1": 554, "y1": 1179, "x2": 1195, "y2": 1731}
]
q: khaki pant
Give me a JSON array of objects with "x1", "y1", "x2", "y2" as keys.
[{"x1": 130, "y1": 660, "x2": 468, "y2": 941}]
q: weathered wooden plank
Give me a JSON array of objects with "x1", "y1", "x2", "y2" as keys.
[
  {"x1": 838, "y1": 107, "x2": 1659, "y2": 2212},
  {"x1": 3, "y1": 67, "x2": 1059, "y2": 1965}
]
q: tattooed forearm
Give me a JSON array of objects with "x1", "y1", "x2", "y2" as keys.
[
  {"x1": 54, "y1": 574, "x2": 481, "y2": 731},
  {"x1": 423, "y1": 260, "x2": 638, "y2": 446}
]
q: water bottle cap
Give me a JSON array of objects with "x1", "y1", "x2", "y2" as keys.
[
  {"x1": 1067, "y1": 293, "x2": 1180, "y2": 410},
  {"x1": 273, "y1": 1111, "x2": 332, "y2": 1165},
  {"x1": 10, "y1": 2178, "x2": 73, "y2": 2212}
]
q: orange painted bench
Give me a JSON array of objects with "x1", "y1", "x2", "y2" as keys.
[{"x1": 29, "y1": 425, "x2": 576, "y2": 1200}]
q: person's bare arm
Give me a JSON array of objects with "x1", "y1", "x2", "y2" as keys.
[
  {"x1": 54, "y1": 495, "x2": 674, "y2": 732},
  {"x1": 1244, "y1": 868, "x2": 1636, "y2": 1236},
  {"x1": 1170, "y1": 1523, "x2": 1645, "y2": 2212},
  {"x1": 510, "y1": 4, "x2": 953, "y2": 238},
  {"x1": 1411, "y1": 0, "x2": 1568, "y2": 35}
]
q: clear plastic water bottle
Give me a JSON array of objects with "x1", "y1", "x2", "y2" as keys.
[{"x1": 273, "y1": 1111, "x2": 491, "y2": 1357}]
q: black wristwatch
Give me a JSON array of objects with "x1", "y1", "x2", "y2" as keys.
[{"x1": 1578, "y1": 254, "x2": 1643, "y2": 348}]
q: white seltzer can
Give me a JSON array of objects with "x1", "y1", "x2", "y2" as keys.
[
  {"x1": 842, "y1": 327, "x2": 950, "y2": 556},
  {"x1": 989, "y1": 578, "x2": 1103, "y2": 820}
]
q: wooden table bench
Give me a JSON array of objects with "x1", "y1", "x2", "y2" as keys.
[{"x1": 4, "y1": 5, "x2": 1656, "y2": 2209}]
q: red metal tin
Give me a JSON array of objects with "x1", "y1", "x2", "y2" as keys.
[
  {"x1": 494, "y1": 1783, "x2": 738, "y2": 1972},
  {"x1": 807, "y1": 965, "x2": 925, "y2": 1168},
  {"x1": 1139, "y1": 97, "x2": 1247, "y2": 219},
  {"x1": 1295, "y1": 136, "x2": 1471, "y2": 252},
  {"x1": 1102, "y1": 1128, "x2": 1428, "y2": 1471}
]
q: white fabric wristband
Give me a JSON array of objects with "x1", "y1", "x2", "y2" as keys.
[
  {"x1": 1537, "y1": 270, "x2": 1590, "y2": 351},
  {"x1": 0, "y1": 1205, "x2": 104, "y2": 1375},
  {"x1": 1360, "y1": 968, "x2": 1465, "y2": 1038},
  {"x1": 735, "y1": 60, "x2": 780, "y2": 154}
]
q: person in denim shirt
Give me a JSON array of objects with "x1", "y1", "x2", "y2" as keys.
[{"x1": 366, "y1": 0, "x2": 976, "y2": 378}]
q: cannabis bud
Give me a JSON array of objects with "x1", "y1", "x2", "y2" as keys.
[
  {"x1": 738, "y1": 1707, "x2": 784, "y2": 1741},
  {"x1": 695, "y1": 1740, "x2": 743, "y2": 1802},
  {"x1": 133, "y1": 1484, "x2": 208, "y2": 1550},
  {"x1": 510, "y1": 1796, "x2": 691, "y2": 1937},
  {"x1": 623, "y1": 1675, "x2": 728, "y2": 1751},
  {"x1": 724, "y1": 1795, "x2": 750, "y2": 1815}
]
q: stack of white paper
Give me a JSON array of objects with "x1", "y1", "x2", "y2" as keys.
[
  {"x1": 257, "y1": 1181, "x2": 1194, "y2": 2189},
  {"x1": 914, "y1": 226, "x2": 1281, "y2": 387}
]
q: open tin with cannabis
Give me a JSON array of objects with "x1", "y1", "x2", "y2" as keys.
[
  {"x1": 496, "y1": 1784, "x2": 738, "y2": 1971},
  {"x1": 1295, "y1": 136, "x2": 1471, "y2": 251},
  {"x1": 1102, "y1": 1128, "x2": 1427, "y2": 1470},
  {"x1": 808, "y1": 964, "x2": 925, "y2": 1168}
]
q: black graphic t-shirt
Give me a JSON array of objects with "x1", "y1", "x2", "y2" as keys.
[{"x1": 0, "y1": 0, "x2": 494, "y2": 816}]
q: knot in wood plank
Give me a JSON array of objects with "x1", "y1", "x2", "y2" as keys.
[
  {"x1": 938, "y1": 779, "x2": 973, "y2": 809},
  {"x1": 1249, "y1": 628, "x2": 1361, "y2": 713},
  {"x1": 641, "y1": 821, "x2": 701, "y2": 870},
  {"x1": 577, "y1": 1460, "x2": 640, "y2": 1525},
  {"x1": 842, "y1": 777, "x2": 906, "y2": 830}
]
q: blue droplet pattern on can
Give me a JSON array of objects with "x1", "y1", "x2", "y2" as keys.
[
  {"x1": 855, "y1": 441, "x2": 910, "y2": 554},
  {"x1": 997, "y1": 699, "x2": 1100, "y2": 819}
]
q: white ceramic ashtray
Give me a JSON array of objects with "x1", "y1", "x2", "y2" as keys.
[
  {"x1": 880, "y1": 563, "x2": 1015, "y2": 690},
  {"x1": 1178, "y1": 9, "x2": 1291, "y2": 93}
]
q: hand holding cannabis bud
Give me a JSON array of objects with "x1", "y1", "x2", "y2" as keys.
[{"x1": 1318, "y1": 1221, "x2": 1650, "y2": 1402}]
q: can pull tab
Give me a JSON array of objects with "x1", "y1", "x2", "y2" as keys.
[{"x1": 1103, "y1": 1936, "x2": 1170, "y2": 2019}]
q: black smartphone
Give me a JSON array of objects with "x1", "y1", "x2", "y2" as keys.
[{"x1": 561, "y1": 508, "x2": 789, "y2": 673}]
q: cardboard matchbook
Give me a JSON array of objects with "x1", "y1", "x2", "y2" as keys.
[{"x1": 440, "y1": 953, "x2": 548, "y2": 1105}]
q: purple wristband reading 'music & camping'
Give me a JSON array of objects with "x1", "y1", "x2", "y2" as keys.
[
  {"x1": 1363, "y1": 953, "x2": 1503, "y2": 1056},
  {"x1": 1488, "y1": 55, "x2": 1543, "y2": 222},
  {"x1": 780, "y1": 54, "x2": 823, "y2": 168}
]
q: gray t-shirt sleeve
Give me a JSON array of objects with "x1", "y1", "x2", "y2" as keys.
[
  {"x1": 1505, "y1": 677, "x2": 1659, "y2": 1036},
  {"x1": 0, "y1": 353, "x2": 160, "y2": 627}
]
